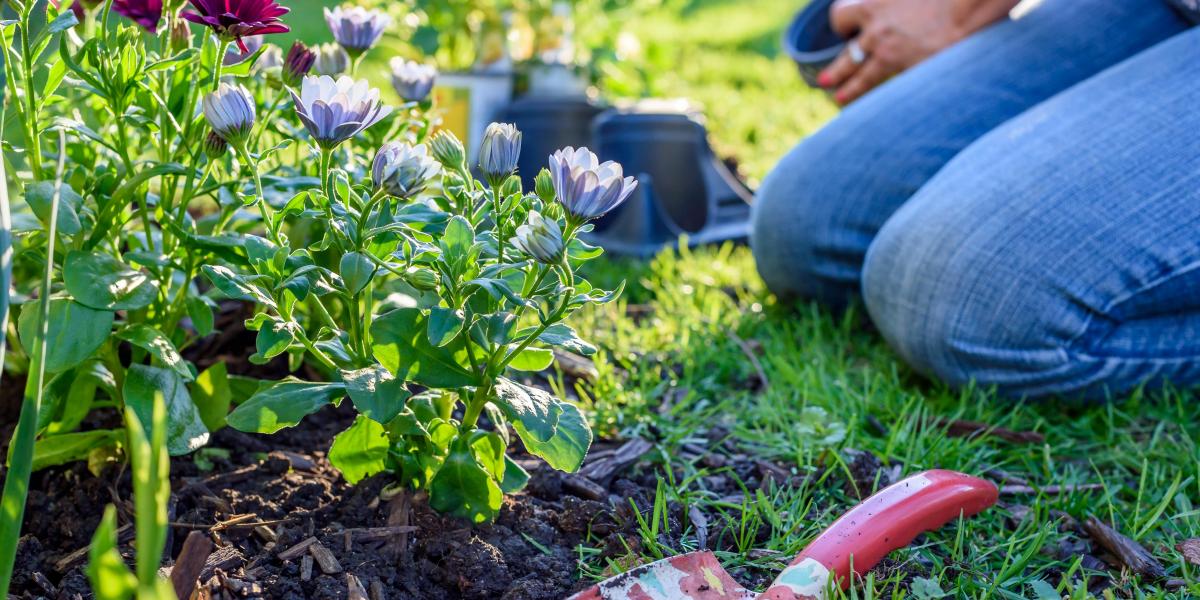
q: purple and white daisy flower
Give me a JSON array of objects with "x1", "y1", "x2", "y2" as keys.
[
  {"x1": 203, "y1": 83, "x2": 256, "y2": 146},
  {"x1": 388, "y1": 58, "x2": 437, "y2": 103},
  {"x1": 290, "y1": 75, "x2": 392, "y2": 149},
  {"x1": 372, "y1": 142, "x2": 441, "y2": 199},
  {"x1": 324, "y1": 5, "x2": 391, "y2": 57},
  {"x1": 549, "y1": 146, "x2": 638, "y2": 222}
]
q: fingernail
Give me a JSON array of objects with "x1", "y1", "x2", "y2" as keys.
[
  {"x1": 835, "y1": 91, "x2": 848, "y2": 104},
  {"x1": 817, "y1": 71, "x2": 832, "y2": 87}
]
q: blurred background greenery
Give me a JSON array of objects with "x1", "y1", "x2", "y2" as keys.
[{"x1": 282, "y1": 0, "x2": 837, "y2": 186}]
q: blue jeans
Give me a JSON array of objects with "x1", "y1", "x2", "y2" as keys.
[{"x1": 751, "y1": 0, "x2": 1200, "y2": 399}]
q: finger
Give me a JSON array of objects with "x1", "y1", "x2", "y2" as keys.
[
  {"x1": 834, "y1": 57, "x2": 892, "y2": 105},
  {"x1": 830, "y1": 0, "x2": 869, "y2": 38},
  {"x1": 818, "y1": 47, "x2": 861, "y2": 88}
]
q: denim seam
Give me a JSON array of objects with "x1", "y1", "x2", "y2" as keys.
[{"x1": 1066, "y1": 257, "x2": 1200, "y2": 360}]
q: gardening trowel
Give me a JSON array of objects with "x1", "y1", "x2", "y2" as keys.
[{"x1": 567, "y1": 469, "x2": 998, "y2": 600}]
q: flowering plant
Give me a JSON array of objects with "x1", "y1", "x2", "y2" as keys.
[
  {"x1": 1, "y1": 5, "x2": 627, "y2": 584},
  {"x1": 219, "y1": 120, "x2": 628, "y2": 522}
]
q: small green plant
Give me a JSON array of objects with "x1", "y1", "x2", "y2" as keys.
[
  {"x1": 87, "y1": 393, "x2": 178, "y2": 600},
  {"x1": 221, "y1": 122, "x2": 633, "y2": 522}
]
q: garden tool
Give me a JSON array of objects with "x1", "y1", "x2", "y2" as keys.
[{"x1": 567, "y1": 469, "x2": 998, "y2": 600}]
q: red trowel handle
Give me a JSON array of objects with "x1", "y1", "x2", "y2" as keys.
[{"x1": 759, "y1": 469, "x2": 997, "y2": 599}]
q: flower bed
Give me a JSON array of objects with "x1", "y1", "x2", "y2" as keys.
[{"x1": 0, "y1": 0, "x2": 640, "y2": 595}]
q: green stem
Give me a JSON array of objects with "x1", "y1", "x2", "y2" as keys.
[
  {"x1": 492, "y1": 185, "x2": 505, "y2": 265},
  {"x1": 17, "y1": 12, "x2": 42, "y2": 178},
  {"x1": 235, "y1": 142, "x2": 282, "y2": 246},
  {"x1": 459, "y1": 380, "x2": 493, "y2": 433},
  {"x1": 300, "y1": 336, "x2": 338, "y2": 371}
]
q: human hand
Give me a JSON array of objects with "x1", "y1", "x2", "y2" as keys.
[{"x1": 817, "y1": 0, "x2": 968, "y2": 105}]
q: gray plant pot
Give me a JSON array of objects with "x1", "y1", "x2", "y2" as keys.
[{"x1": 783, "y1": 0, "x2": 845, "y2": 89}]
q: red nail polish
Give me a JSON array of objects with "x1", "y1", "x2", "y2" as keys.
[
  {"x1": 835, "y1": 91, "x2": 848, "y2": 104},
  {"x1": 817, "y1": 71, "x2": 832, "y2": 87}
]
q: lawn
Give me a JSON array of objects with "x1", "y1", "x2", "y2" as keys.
[{"x1": 552, "y1": 0, "x2": 1200, "y2": 598}]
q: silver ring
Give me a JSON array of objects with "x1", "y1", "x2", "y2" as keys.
[{"x1": 847, "y1": 39, "x2": 867, "y2": 65}]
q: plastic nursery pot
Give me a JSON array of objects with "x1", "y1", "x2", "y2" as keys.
[
  {"x1": 586, "y1": 100, "x2": 753, "y2": 257},
  {"x1": 500, "y1": 95, "x2": 605, "y2": 190},
  {"x1": 783, "y1": 0, "x2": 845, "y2": 89}
]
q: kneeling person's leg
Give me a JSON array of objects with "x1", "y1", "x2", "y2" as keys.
[
  {"x1": 862, "y1": 28, "x2": 1200, "y2": 399},
  {"x1": 751, "y1": 0, "x2": 1188, "y2": 308}
]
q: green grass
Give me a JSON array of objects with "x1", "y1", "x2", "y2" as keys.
[
  {"x1": 565, "y1": 1, "x2": 1197, "y2": 596},
  {"x1": 571, "y1": 244, "x2": 1200, "y2": 598}
]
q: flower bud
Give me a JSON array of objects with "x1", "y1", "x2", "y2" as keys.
[
  {"x1": 312, "y1": 42, "x2": 350, "y2": 76},
  {"x1": 372, "y1": 142, "x2": 441, "y2": 199},
  {"x1": 511, "y1": 211, "x2": 565, "y2": 265},
  {"x1": 404, "y1": 267, "x2": 439, "y2": 291},
  {"x1": 202, "y1": 83, "x2": 256, "y2": 146},
  {"x1": 170, "y1": 18, "x2": 192, "y2": 52},
  {"x1": 203, "y1": 130, "x2": 229, "y2": 159},
  {"x1": 479, "y1": 122, "x2": 522, "y2": 185},
  {"x1": 429, "y1": 130, "x2": 465, "y2": 169},
  {"x1": 534, "y1": 168, "x2": 556, "y2": 204},
  {"x1": 282, "y1": 41, "x2": 316, "y2": 87}
]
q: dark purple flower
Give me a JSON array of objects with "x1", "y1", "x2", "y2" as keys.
[
  {"x1": 181, "y1": 0, "x2": 290, "y2": 53},
  {"x1": 112, "y1": 0, "x2": 163, "y2": 32},
  {"x1": 282, "y1": 41, "x2": 315, "y2": 88}
]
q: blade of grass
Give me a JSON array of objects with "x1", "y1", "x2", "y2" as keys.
[
  {"x1": 126, "y1": 390, "x2": 172, "y2": 589},
  {"x1": 0, "y1": 81, "x2": 12, "y2": 372},
  {"x1": 0, "y1": 129, "x2": 67, "y2": 595}
]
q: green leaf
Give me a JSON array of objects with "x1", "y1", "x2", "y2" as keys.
[
  {"x1": 371, "y1": 308, "x2": 477, "y2": 388},
  {"x1": 339, "y1": 251, "x2": 376, "y2": 296},
  {"x1": 516, "y1": 400, "x2": 591, "y2": 473},
  {"x1": 500, "y1": 456, "x2": 529, "y2": 493},
  {"x1": 201, "y1": 265, "x2": 276, "y2": 308},
  {"x1": 123, "y1": 365, "x2": 209, "y2": 456},
  {"x1": 440, "y1": 215, "x2": 475, "y2": 257},
  {"x1": 328, "y1": 415, "x2": 389, "y2": 484},
  {"x1": 116, "y1": 325, "x2": 193, "y2": 381},
  {"x1": 342, "y1": 366, "x2": 411, "y2": 424},
  {"x1": 536, "y1": 323, "x2": 597, "y2": 356},
  {"x1": 493, "y1": 378, "x2": 562, "y2": 444},
  {"x1": 23, "y1": 180, "x2": 82, "y2": 235},
  {"x1": 87, "y1": 505, "x2": 137, "y2": 600},
  {"x1": 32, "y1": 430, "x2": 121, "y2": 471},
  {"x1": 429, "y1": 441, "x2": 503, "y2": 524},
  {"x1": 186, "y1": 296, "x2": 215, "y2": 337},
  {"x1": 427, "y1": 307, "x2": 464, "y2": 347},
  {"x1": 146, "y1": 48, "x2": 197, "y2": 72},
  {"x1": 253, "y1": 318, "x2": 297, "y2": 362},
  {"x1": 910, "y1": 577, "x2": 948, "y2": 600},
  {"x1": 192, "y1": 362, "x2": 232, "y2": 432},
  {"x1": 17, "y1": 298, "x2": 113, "y2": 373},
  {"x1": 226, "y1": 379, "x2": 345, "y2": 434},
  {"x1": 63, "y1": 251, "x2": 158, "y2": 311},
  {"x1": 40, "y1": 361, "x2": 115, "y2": 435},
  {"x1": 1028, "y1": 580, "x2": 1060, "y2": 600},
  {"x1": 507, "y1": 347, "x2": 554, "y2": 372}
]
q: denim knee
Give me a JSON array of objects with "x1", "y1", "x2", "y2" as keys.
[
  {"x1": 751, "y1": 129, "x2": 898, "y2": 309},
  {"x1": 861, "y1": 193, "x2": 1094, "y2": 399}
]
